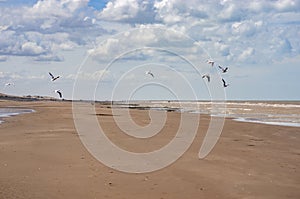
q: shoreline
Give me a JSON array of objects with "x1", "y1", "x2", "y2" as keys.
[
  {"x1": 0, "y1": 96, "x2": 300, "y2": 127},
  {"x1": 0, "y1": 99, "x2": 299, "y2": 198}
]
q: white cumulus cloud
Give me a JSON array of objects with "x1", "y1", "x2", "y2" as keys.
[{"x1": 0, "y1": 0, "x2": 299, "y2": 66}]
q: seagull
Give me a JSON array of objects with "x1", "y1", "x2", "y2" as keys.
[
  {"x1": 218, "y1": 65, "x2": 228, "y2": 73},
  {"x1": 146, "y1": 70, "x2": 154, "y2": 78},
  {"x1": 49, "y1": 72, "x2": 60, "y2": 81},
  {"x1": 55, "y1": 90, "x2": 63, "y2": 98},
  {"x1": 206, "y1": 60, "x2": 214, "y2": 67},
  {"x1": 202, "y1": 74, "x2": 210, "y2": 82},
  {"x1": 222, "y1": 78, "x2": 229, "y2": 88},
  {"x1": 4, "y1": 82, "x2": 14, "y2": 87},
  {"x1": 3, "y1": 82, "x2": 14, "y2": 90}
]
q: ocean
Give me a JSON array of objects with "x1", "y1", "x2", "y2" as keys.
[{"x1": 123, "y1": 101, "x2": 300, "y2": 127}]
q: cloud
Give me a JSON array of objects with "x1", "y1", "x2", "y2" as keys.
[
  {"x1": 119, "y1": 0, "x2": 297, "y2": 65},
  {"x1": 89, "y1": 24, "x2": 208, "y2": 64},
  {"x1": 0, "y1": 71, "x2": 45, "y2": 80},
  {"x1": 0, "y1": 0, "x2": 299, "y2": 66},
  {"x1": 218, "y1": 3, "x2": 243, "y2": 22},
  {"x1": 0, "y1": 25, "x2": 8, "y2": 32},
  {"x1": 248, "y1": 0, "x2": 300, "y2": 13},
  {"x1": 273, "y1": 0, "x2": 300, "y2": 12},
  {"x1": 98, "y1": 0, "x2": 155, "y2": 23},
  {"x1": 34, "y1": 54, "x2": 64, "y2": 62},
  {"x1": 66, "y1": 70, "x2": 113, "y2": 81},
  {"x1": 29, "y1": 0, "x2": 89, "y2": 18},
  {"x1": 269, "y1": 37, "x2": 293, "y2": 57},
  {"x1": 231, "y1": 20, "x2": 263, "y2": 37},
  {"x1": 21, "y1": 42, "x2": 45, "y2": 56},
  {"x1": 100, "y1": 0, "x2": 139, "y2": 20},
  {"x1": 0, "y1": 0, "x2": 107, "y2": 61},
  {"x1": 214, "y1": 42, "x2": 230, "y2": 57},
  {"x1": 238, "y1": 47, "x2": 255, "y2": 62}
]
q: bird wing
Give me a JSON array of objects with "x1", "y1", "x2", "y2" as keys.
[
  {"x1": 49, "y1": 72, "x2": 54, "y2": 78},
  {"x1": 57, "y1": 91, "x2": 62, "y2": 98},
  {"x1": 202, "y1": 75, "x2": 210, "y2": 82},
  {"x1": 53, "y1": 76, "x2": 60, "y2": 81},
  {"x1": 222, "y1": 79, "x2": 229, "y2": 87},
  {"x1": 146, "y1": 71, "x2": 154, "y2": 77},
  {"x1": 222, "y1": 78, "x2": 226, "y2": 85}
]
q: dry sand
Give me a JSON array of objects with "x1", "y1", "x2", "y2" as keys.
[{"x1": 0, "y1": 99, "x2": 299, "y2": 199}]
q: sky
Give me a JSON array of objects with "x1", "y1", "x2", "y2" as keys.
[{"x1": 0, "y1": 0, "x2": 299, "y2": 101}]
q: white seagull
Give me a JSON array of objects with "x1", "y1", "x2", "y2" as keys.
[
  {"x1": 49, "y1": 72, "x2": 60, "y2": 81},
  {"x1": 206, "y1": 60, "x2": 214, "y2": 67},
  {"x1": 3, "y1": 82, "x2": 14, "y2": 90},
  {"x1": 55, "y1": 90, "x2": 63, "y2": 98},
  {"x1": 4, "y1": 82, "x2": 14, "y2": 87},
  {"x1": 218, "y1": 65, "x2": 228, "y2": 73},
  {"x1": 222, "y1": 78, "x2": 229, "y2": 88},
  {"x1": 202, "y1": 74, "x2": 210, "y2": 82},
  {"x1": 146, "y1": 70, "x2": 154, "y2": 78}
]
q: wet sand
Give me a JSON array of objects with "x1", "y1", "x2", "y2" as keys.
[{"x1": 0, "y1": 99, "x2": 299, "y2": 199}]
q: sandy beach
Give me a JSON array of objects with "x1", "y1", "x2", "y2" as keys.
[{"x1": 0, "y1": 99, "x2": 299, "y2": 199}]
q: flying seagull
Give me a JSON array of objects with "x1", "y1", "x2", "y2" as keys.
[
  {"x1": 55, "y1": 90, "x2": 63, "y2": 98},
  {"x1": 4, "y1": 82, "x2": 14, "y2": 87},
  {"x1": 206, "y1": 60, "x2": 214, "y2": 67},
  {"x1": 146, "y1": 70, "x2": 154, "y2": 78},
  {"x1": 218, "y1": 65, "x2": 228, "y2": 73},
  {"x1": 49, "y1": 72, "x2": 60, "y2": 81},
  {"x1": 3, "y1": 82, "x2": 14, "y2": 90},
  {"x1": 202, "y1": 74, "x2": 210, "y2": 82},
  {"x1": 222, "y1": 78, "x2": 229, "y2": 88}
]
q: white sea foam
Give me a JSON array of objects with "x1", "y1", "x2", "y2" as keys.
[
  {"x1": 0, "y1": 108, "x2": 34, "y2": 124},
  {"x1": 137, "y1": 101, "x2": 300, "y2": 127},
  {"x1": 233, "y1": 118, "x2": 300, "y2": 127}
]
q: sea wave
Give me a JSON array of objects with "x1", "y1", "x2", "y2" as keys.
[{"x1": 133, "y1": 101, "x2": 300, "y2": 127}]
